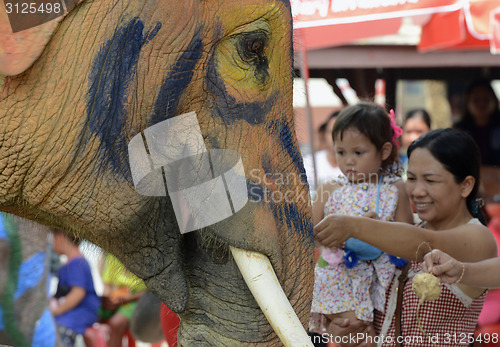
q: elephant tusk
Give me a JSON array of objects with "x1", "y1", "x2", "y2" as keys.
[{"x1": 230, "y1": 246, "x2": 313, "y2": 347}]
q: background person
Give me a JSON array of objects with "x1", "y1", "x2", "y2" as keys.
[
  {"x1": 315, "y1": 128, "x2": 496, "y2": 346},
  {"x1": 98, "y1": 252, "x2": 147, "y2": 347},
  {"x1": 454, "y1": 79, "x2": 500, "y2": 166},
  {"x1": 51, "y1": 230, "x2": 100, "y2": 347},
  {"x1": 303, "y1": 110, "x2": 344, "y2": 195},
  {"x1": 399, "y1": 108, "x2": 431, "y2": 171}
]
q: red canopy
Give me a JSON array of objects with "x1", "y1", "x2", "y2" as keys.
[
  {"x1": 292, "y1": 0, "x2": 500, "y2": 53},
  {"x1": 419, "y1": 0, "x2": 500, "y2": 53}
]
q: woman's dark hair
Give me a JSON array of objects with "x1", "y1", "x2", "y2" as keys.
[
  {"x1": 407, "y1": 128, "x2": 487, "y2": 225},
  {"x1": 332, "y1": 102, "x2": 398, "y2": 173},
  {"x1": 404, "y1": 108, "x2": 431, "y2": 129}
]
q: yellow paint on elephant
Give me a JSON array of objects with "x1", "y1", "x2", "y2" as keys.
[{"x1": 211, "y1": 1, "x2": 292, "y2": 102}]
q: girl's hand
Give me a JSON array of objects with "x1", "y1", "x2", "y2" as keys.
[
  {"x1": 362, "y1": 211, "x2": 379, "y2": 220},
  {"x1": 422, "y1": 249, "x2": 464, "y2": 284},
  {"x1": 314, "y1": 215, "x2": 351, "y2": 248}
]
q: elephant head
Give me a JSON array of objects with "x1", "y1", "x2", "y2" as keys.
[{"x1": 0, "y1": 0, "x2": 314, "y2": 345}]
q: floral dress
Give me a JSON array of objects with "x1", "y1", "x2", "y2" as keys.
[{"x1": 310, "y1": 175, "x2": 401, "y2": 332}]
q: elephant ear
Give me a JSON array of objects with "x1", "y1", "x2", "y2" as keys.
[{"x1": 0, "y1": 0, "x2": 80, "y2": 76}]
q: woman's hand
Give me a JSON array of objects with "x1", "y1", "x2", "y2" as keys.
[
  {"x1": 314, "y1": 215, "x2": 352, "y2": 248},
  {"x1": 422, "y1": 249, "x2": 464, "y2": 284}
]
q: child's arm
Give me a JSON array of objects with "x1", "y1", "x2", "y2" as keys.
[
  {"x1": 51, "y1": 286, "x2": 86, "y2": 316},
  {"x1": 393, "y1": 180, "x2": 414, "y2": 224}
]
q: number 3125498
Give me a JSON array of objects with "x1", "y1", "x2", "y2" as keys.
[{"x1": 5, "y1": 2, "x2": 62, "y2": 14}]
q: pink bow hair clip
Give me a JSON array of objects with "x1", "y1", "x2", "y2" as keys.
[{"x1": 389, "y1": 109, "x2": 403, "y2": 148}]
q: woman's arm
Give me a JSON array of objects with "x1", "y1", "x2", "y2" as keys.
[
  {"x1": 314, "y1": 215, "x2": 497, "y2": 264},
  {"x1": 51, "y1": 286, "x2": 86, "y2": 316},
  {"x1": 393, "y1": 180, "x2": 414, "y2": 224},
  {"x1": 424, "y1": 249, "x2": 500, "y2": 288}
]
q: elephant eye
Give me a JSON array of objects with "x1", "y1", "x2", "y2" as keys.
[
  {"x1": 236, "y1": 32, "x2": 269, "y2": 83},
  {"x1": 245, "y1": 37, "x2": 264, "y2": 56}
]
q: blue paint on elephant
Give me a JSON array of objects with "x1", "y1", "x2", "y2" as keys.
[
  {"x1": 14, "y1": 252, "x2": 46, "y2": 300},
  {"x1": 248, "y1": 180, "x2": 313, "y2": 240},
  {"x1": 267, "y1": 119, "x2": 307, "y2": 183},
  {"x1": 87, "y1": 18, "x2": 161, "y2": 179},
  {"x1": 248, "y1": 181, "x2": 265, "y2": 202},
  {"x1": 277, "y1": 202, "x2": 313, "y2": 240},
  {"x1": 0, "y1": 307, "x2": 3, "y2": 330},
  {"x1": 150, "y1": 32, "x2": 203, "y2": 126},
  {"x1": 31, "y1": 308, "x2": 56, "y2": 347}
]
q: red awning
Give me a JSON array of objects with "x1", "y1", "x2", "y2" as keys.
[
  {"x1": 292, "y1": 0, "x2": 500, "y2": 53},
  {"x1": 292, "y1": 0, "x2": 462, "y2": 50},
  {"x1": 419, "y1": 0, "x2": 500, "y2": 53}
]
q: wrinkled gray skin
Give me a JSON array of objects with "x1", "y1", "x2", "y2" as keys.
[{"x1": 0, "y1": 0, "x2": 313, "y2": 345}]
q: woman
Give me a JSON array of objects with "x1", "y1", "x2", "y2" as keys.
[
  {"x1": 399, "y1": 108, "x2": 431, "y2": 162},
  {"x1": 399, "y1": 109, "x2": 431, "y2": 182},
  {"x1": 454, "y1": 79, "x2": 500, "y2": 166},
  {"x1": 314, "y1": 128, "x2": 496, "y2": 346}
]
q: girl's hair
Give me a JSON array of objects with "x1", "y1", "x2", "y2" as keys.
[
  {"x1": 407, "y1": 128, "x2": 487, "y2": 225},
  {"x1": 404, "y1": 108, "x2": 431, "y2": 129},
  {"x1": 332, "y1": 102, "x2": 399, "y2": 173}
]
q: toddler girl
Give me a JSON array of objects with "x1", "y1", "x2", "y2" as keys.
[{"x1": 309, "y1": 102, "x2": 414, "y2": 346}]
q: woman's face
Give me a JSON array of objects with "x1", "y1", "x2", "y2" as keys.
[
  {"x1": 406, "y1": 148, "x2": 469, "y2": 229},
  {"x1": 401, "y1": 115, "x2": 430, "y2": 149},
  {"x1": 467, "y1": 85, "x2": 497, "y2": 126}
]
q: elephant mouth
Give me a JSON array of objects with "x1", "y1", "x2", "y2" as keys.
[{"x1": 127, "y1": 112, "x2": 312, "y2": 345}]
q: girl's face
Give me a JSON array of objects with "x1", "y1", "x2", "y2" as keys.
[
  {"x1": 401, "y1": 116, "x2": 430, "y2": 149},
  {"x1": 334, "y1": 128, "x2": 389, "y2": 184},
  {"x1": 406, "y1": 148, "x2": 472, "y2": 229}
]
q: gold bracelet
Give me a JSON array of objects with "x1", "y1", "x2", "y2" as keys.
[
  {"x1": 453, "y1": 262, "x2": 465, "y2": 285},
  {"x1": 415, "y1": 241, "x2": 432, "y2": 262}
]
